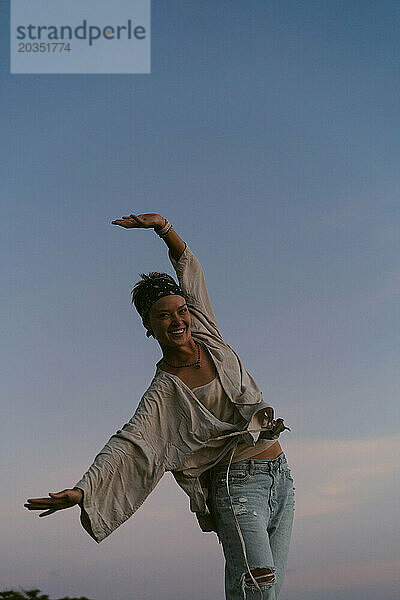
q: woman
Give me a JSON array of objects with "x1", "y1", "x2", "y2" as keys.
[{"x1": 25, "y1": 213, "x2": 295, "y2": 600}]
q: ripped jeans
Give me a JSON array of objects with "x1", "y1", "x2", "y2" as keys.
[{"x1": 209, "y1": 453, "x2": 295, "y2": 599}]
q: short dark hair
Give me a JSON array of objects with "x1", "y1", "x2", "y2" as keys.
[{"x1": 131, "y1": 271, "x2": 180, "y2": 322}]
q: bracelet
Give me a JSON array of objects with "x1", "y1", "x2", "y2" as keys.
[
  {"x1": 156, "y1": 218, "x2": 173, "y2": 238},
  {"x1": 155, "y1": 217, "x2": 168, "y2": 235},
  {"x1": 159, "y1": 223, "x2": 173, "y2": 238}
]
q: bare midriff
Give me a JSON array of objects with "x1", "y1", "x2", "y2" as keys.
[{"x1": 250, "y1": 440, "x2": 283, "y2": 460}]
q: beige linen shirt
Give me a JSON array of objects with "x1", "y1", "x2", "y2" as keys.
[{"x1": 75, "y1": 244, "x2": 288, "y2": 543}]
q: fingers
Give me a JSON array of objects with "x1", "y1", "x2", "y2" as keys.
[
  {"x1": 111, "y1": 220, "x2": 133, "y2": 228},
  {"x1": 26, "y1": 496, "x2": 55, "y2": 505},
  {"x1": 25, "y1": 490, "x2": 68, "y2": 511},
  {"x1": 49, "y1": 491, "x2": 67, "y2": 498},
  {"x1": 111, "y1": 220, "x2": 128, "y2": 226},
  {"x1": 111, "y1": 215, "x2": 142, "y2": 228},
  {"x1": 26, "y1": 489, "x2": 67, "y2": 501},
  {"x1": 39, "y1": 509, "x2": 57, "y2": 518},
  {"x1": 24, "y1": 496, "x2": 59, "y2": 516},
  {"x1": 25, "y1": 499, "x2": 57, "y2": 510},
  {"x1": 25, "y1": 498, "x2": 59, "y2": 517},
  {"x1": 126, "y1": 214, "x2": 145, "y2": 224}
]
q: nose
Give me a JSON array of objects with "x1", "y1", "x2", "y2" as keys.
[{"x1": 171, "y1": 314, "x2": 182, "y2": 326}]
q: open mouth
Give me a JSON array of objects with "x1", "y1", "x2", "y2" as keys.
[{"x1": 169, "y1": 328, "x2": 186, "y2": 336}]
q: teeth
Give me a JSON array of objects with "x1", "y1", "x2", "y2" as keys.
[{"x1": 170, "y1": 329, "x2": 185, "y2": 334}]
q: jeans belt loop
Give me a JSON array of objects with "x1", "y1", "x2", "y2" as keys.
[{"x1": 249, "y1": 459, "x2": 255, "y2": 476}]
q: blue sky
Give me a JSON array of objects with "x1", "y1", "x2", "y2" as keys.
[{"x1": 1, "y1": 1, "x2": 399, "y2": 599}]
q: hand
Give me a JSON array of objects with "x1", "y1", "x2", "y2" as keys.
[
  {"x1": 111, "y1": 213, "x2": 165, "y2": 230},
  {"x1": 24, "y1": 488, "x2": 83, "y2": 517}
]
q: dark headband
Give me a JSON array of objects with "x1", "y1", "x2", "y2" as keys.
[{"x1": 135, "y1": 274, "x2": 186, "y2": 320}]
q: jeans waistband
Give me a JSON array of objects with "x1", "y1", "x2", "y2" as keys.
[{"x1": 211, "y1": 451, "x2": 287, "y2": 474}]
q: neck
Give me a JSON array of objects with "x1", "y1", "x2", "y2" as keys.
[{"x1": 160, "y1": 337, "x2": 198, "y2": 365}]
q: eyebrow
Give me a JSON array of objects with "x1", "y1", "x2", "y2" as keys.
[{"x1": 155, "y1": 303, "x2": 187, "y2": 315}]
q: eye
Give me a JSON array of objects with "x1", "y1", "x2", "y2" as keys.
[{"x1": 179, "y1": 307, "x2": 187, "y2": 314}]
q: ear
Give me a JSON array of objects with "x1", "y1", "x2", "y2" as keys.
[{"x1": 143, "y1": 318, "x2": 153, "y2": 338}]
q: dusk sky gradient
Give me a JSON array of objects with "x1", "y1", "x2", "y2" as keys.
[{"x1": 1, "y1": 1, "x2": 400, "y2": 599}]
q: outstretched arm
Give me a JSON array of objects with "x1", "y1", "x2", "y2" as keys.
[{"x1": 111, "y1": 213, "x2": 185, "y2": 261}]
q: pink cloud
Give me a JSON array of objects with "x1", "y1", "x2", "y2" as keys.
[
  {"x1": 285, "y1": 559, "x2": 400, "y2": 592},
  {"x1": 284, "y1": 435, "x2": 400, "y2": 518}
]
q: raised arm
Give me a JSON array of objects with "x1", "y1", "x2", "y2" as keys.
[
  {"x1": 112, "y1": 213, "x2": 221, "y2": 337},
  {"x1": 111, "y1": 213, "x2": 185, "y2": 260}
]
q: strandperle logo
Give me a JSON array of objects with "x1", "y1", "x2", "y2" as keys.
[
  {"x1": 16, "y1": 20, "x2": 146, "y2": 46},
  {"x1": 11, "y1": 0, "x2": 151, "y2": 74}
]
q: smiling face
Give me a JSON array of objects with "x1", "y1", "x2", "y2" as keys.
[{"x1": 145, "y1": 295, "x2": 191, "y2": 349}]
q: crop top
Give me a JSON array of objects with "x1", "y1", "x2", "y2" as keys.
[{"x1": 189, "y1": 374, "x2": 278, "y2": 470}]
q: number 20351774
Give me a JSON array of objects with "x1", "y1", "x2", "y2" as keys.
[{"x1": 18, "y1": 42, "x2": 72, "y2": 53}]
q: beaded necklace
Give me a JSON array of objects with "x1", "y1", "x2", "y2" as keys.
[{"x1": 162, "y1": 340, "x2": 201, "y2": 369}]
